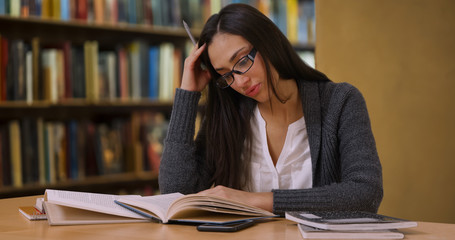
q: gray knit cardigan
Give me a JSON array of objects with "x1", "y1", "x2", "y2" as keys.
[{"x1": 159, "y1": 79, "x2": 383, "y2": 215}]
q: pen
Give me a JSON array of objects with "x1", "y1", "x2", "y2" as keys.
[
  {"x1": 183, "y1": 20, "x2": 197, "y2": 46},
  {"x1": 183, "y1": 20, "x2": 207, "y2": 70}
]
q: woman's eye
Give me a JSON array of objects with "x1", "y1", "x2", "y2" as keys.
[{"x1": 237, "y1": 57, "x2": 249, "y2": 67}]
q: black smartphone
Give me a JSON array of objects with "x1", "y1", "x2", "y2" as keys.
[{"x1": 196, "y1": 220, "x2": 255, "y2": 232}]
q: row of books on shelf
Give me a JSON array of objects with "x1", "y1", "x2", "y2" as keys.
[
  {"x1": 0, "y1": 0, "x2": 206, "y2": 28},
  {"x1": 0, "y1": 111, "x2": 168, "y2": 188},
  {"x1": 0, "y1": 36, "x2": 186, "y2": 103},
  {"x1": 0, "y1": 0, "x2": 316, "y2": 45}
]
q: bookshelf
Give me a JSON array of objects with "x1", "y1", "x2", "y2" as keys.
[
  {"x1": 0, "y1": 8, "x2": 189, "y2": 198},
  {"x1": 0, "y1": 0, "x2": 315, "y2": 198}
]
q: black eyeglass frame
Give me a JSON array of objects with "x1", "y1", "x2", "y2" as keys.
[{"x1": 215, "y1": 48, "x2": 257, "y2": 89}]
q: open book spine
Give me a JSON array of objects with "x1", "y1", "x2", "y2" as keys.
[{"x1": 114, "y1": 200, "x2": 162, "y2": 223}]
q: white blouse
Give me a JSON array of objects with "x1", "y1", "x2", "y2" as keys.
[{"x1": 247, "y1": 106, "x2": 312, "y2": 192}]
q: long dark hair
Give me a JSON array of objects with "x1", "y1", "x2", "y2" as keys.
[{"x1": 197, "y1": 4, "x2": 328, "y2": 190}]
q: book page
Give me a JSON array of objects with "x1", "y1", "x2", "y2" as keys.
[
  {"x1": 45, "y1": 189, "x2": 145, "y2": 219},
  {"x1": 116, "y1": 192, "x2": 184, "y2": 222},
  {"x1": 43, "y1": 202, "x2": 149, "y2": 226},
  {"x1": 168, "y1": 194, "x2": 275, "y2": 218}
]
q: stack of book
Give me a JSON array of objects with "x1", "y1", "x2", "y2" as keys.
[{"x1": 285, "y1": 211, "x2": 418, "y2": 239}]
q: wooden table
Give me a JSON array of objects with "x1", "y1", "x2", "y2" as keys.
[{"x1": 0, "y1": 196, "x2": 454, "y2": 240}]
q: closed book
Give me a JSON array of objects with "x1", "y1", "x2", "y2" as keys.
[
  {"x1": 287, "y1": 0, "x2": 299, "y2": 43},
  {"x1": 127, "y1": 0, "x2": 136, "y2": 24},
  {"x1": 0, "y1": 35, "x2": 8, "y2": 101},
  {"x1": 56, "y1": 50, "x2": 65, "y2": 101},
  {"x1": 9, "y1": 120, "x2": 23, "y2": 187},
  {"x1": 20, "y1": 118, "x2": 39, "y2": 185},
  {"x1": 158, "y1": 43, "x2": 174, "y2": 101},
  {"x1": 84, "y1": 41, "x2": 99, "y2": 102},
  {"x1": 60, "y1": 0, "x2": 70, "y2": 20},
  {"x1": 116, "y1": 46, "x2": 128, "y2": 99},
  {"x1": 44, "y1": 122, "x2": 56, "y2": 184},
  {"x1": 19, "y1": 206, "x2": 47, "y2": 221},
  {"x1": 53, "y1": 123, "x2": 67, "y2": 181},
  {"x1": 116, "y1": 0, "x2": 127, "y2": 23},
  {"x1": 67, "y1": 120, "x2": 78, "y2": 180},
  {"x1": 51, "y1": 0, "x2": 60, "y2": 19},
  {"x1": 148, "y1": 46, "x2": 159, "y2": 99},
  {"x1": 31, "y1": 0, "x2": 42, "y2": 16},
  {"x1": 94, "y1": 124, "x2": 105, "y2": 175},
  {"x1": 285, "y1": 211, "x2": 418, "y2": 231},
  {"x1": 84, "y1": 122, "x2": 97, "y2": 176},
  {"x1": 100, "y1": 51, "x2": 117, "y2": 100},
  {"x1": 172, "y1": 48, "x2": 182, "y2": 98},
  {"x1": 128, "y1": 42, "x2": 140, "y2": 100},
  {"x1": 9, "y1": 0, "x2": 20, "y2": 17},
  {"x1": 105, "y1": 0, "x2": 118, "y2": 24},
  {"x1": 7, "y1": 40, "x2": 25, "y2": 101},
  {"x1": 41, "y1": 0, "x2": 51, "y2": 18},
  {"x1": 151, "y1": 0, "x2": 162, "y2": 26},
  {"x1": 20, "y1": 0, "x2": 30, "y2": 17},
  {"x1": 25, "y1": 50, "x2": 32, "y2": 103},
  {"x1": 76, "y1": 120, "x2": 87, "y2": 179},
  {"x1": 0, "y1": 124, "x2": 10, "y2": 186},
  {"x1": 41, "y1": 49, "x2": 58, "y2": 103},
  {"x1": 31, "y1": 37, "x2": 40, "y2": 101},
  {"x1": 139, "y1": 42, "x2": 149, "y2": 98},
  {"x1": 62, "y1": 41, "x2": 72, "y2": 99},
  {"x1": 97, "y1": 52, "x2": 111, "y2": 99},
  {"x1": 300, "y1": 1, "x2": 315, "y2": 44},
  {"x1": 37, "y1": 118, "x2": 46, "y2": 185},
  {"x1": 297, "y1": 224, "x2": 404, "y2": 239},
  {"x1": 273, "y1": 0, "x2": 287, "y2": 36},
  {"x1": 143, "y1": 0, "x2": 152, "y2": 24},
  {"x1": 71, "y1": 46, "x2": 85, "y2": 98},
  {"x1": 93, "y1": 0, "x2": 104, "y2": 23},
  {"x1": 76, "y1": 0, "x2": 88, "y2": 21},
  {"x1": 0, "y1": 0, "x2": 5, "y2": 15}
]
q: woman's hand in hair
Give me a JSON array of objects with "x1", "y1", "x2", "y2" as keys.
[
  {"x1": 198, "y1": 185, "x2": 273, "y2": 213},
  {"x1": 181, "y1": 43, "x2": 211, "y2": 92}
]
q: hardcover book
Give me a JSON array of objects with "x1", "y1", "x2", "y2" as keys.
[
  {"x1": 297, "y1": 224, "x2": 405, "y2": 239},
  {"x1": 42, "y1": 189, "x2": 276, "y2": 226},
  {"x1": 285, "y1": 211, "x2": 417, "y2": 231}
]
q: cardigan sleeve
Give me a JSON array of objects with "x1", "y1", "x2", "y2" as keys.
[
  {"x1": 272, "y1": 83, "x2": 383, "y2": 215},
  {"x1": 158, "y1": 88, "x2": 213, "y2": 194}
]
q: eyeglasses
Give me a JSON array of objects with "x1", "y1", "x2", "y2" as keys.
[{"x1": 216, "y1": 48, "x2": 257, "y2": 89}]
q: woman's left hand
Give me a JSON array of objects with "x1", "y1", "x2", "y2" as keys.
[{"x1": 197, "y1": 185, "x2": 273, "y2": 212}]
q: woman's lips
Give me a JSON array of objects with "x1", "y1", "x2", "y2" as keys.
[{"x1": 245, "y1": 83, "x2": 261, "y2": 97}]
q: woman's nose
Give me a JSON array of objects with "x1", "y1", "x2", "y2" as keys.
[{"x1": 232, "y1": 73, "x2": 250, "y2": 89}]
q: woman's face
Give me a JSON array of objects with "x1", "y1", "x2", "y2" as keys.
[{"x1": 208, "y1": 33, "x2": 274, "y2": 103}]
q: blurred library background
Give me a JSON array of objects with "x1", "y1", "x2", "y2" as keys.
[{"x1": 0, "y1": 0, "x2": 316, "y2": 198}]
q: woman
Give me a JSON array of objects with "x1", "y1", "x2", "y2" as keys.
[{"x1": 159, "y1": 4, "x2": 383, "y2": 215}]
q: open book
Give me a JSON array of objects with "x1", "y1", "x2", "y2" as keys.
[
  {"x1": 286, "y1": 211, "x2": 417, "y2": 231},
  {"x1": 43, "y1": 189, "x2": 276, "y2": 225},
  {"x1": 114, "y1": 192, "x2": 276, "y2": 224}
]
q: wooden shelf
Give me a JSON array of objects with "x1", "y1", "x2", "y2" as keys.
[
  {"x1": 293, "y1": 42, "x2": 316, "y2": 51},
  {"x1": 0, "y1": 171, "x2": 159, "y2": 199},
  {"x1": 0, "y1": 15, "x2": 200, "y2": 45},
  {"x1": 0, "y1": 100, "x2": 174, "y2": 120}
]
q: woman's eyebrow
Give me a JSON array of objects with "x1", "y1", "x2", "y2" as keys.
[
  {"x1": 214, "y1": 47, "x2": 247, "y2": 72},
  {"x1": 229, "y1": 47, "x2": 246, "y2": 62}
]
